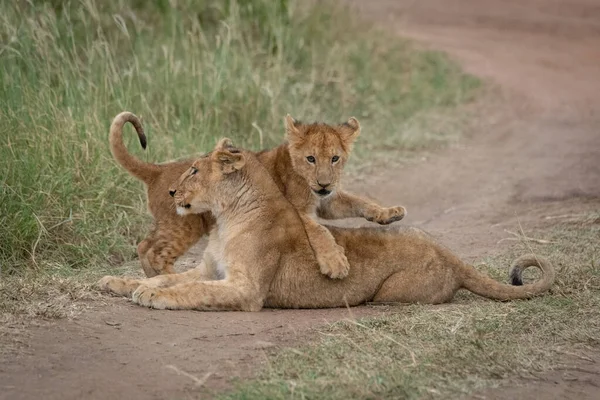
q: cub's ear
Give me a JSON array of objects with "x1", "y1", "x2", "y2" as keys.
[
  {"x1": 340, "y1": 117, "x2": 360, "y2": 143},
  {"x1": 215, "y1": 149, "x2": 245, "y2": 174},
  {"x1": 213, "y1": 137, "x2": 244, "y2": 173},
  {"x1": 284, "y1": 114, "x2": 303, "y2": 144},
  {"x1": 215, "y1": 137, "x2": 234, "y2": 151}
]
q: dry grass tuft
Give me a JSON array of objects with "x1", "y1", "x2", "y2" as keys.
[{"x1": 0, "y1": 273, "x2": 99, "y2": 319}]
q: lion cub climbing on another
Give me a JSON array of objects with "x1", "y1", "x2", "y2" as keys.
[
  {"x1": 110, "y1": 112, "x2": 406, "y2": 279},
  {"x1": 99, "y1": 139, "x2": 555, "y2": 311}
]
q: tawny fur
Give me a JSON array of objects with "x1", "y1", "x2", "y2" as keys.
[
  {"x1": 109, "y1": 112, "x2": 406, "y2": 279},
  {"x1": 109, "y1": 112, "x2": 212, "y2": 276},
  {"x1": 99, "y1": 139, "x2": 555, "y2": 311}
]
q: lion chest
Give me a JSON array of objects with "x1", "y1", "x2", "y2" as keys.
[{"x1": 205, "y1": 230, "x2": 229, "y2": 280}]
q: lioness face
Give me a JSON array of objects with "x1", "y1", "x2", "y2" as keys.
[
  {"x1": 170, "y1": 138, "x2": 245, "y2": 216},
  {"x1": 285, "y1": 115, "x2": 360, "y2": 199}
]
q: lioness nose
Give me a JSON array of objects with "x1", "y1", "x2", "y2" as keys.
[
  {"x1": 317, "y1": 181, "x2": 331, "y2": 188},
  {"x1": 169, "y1": 189, "x2": 176, "y2": 197}
]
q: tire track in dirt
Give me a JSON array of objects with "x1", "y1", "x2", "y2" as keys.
[{"x1": 1, "y1": 1, "x2": 599, "y2": 399}]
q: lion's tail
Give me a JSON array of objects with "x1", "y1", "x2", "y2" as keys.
[
  {"x1": 109, "y1": 111, "x2": 161, "y2": 184},
  {"x1": 459, "y1": 254, "x2": 555, "y2": 300}
]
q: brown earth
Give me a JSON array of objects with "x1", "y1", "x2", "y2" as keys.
[{"x1": 1, "y1": 1, "x2": 599, "y2": 399}]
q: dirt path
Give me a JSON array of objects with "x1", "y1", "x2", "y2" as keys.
[
  {"x1": 2, "y1": 1, "x2": 599, "y2": 399},
  {"x1": 345, "y1": 0, "x2": 600, "y2": 255}
]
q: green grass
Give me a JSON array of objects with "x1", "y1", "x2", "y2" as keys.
[
  {"x1": 219, "y1": 211, "x2": 600, "y2": 399},
  {"x1": 0, "y1": 0, "x2": 478, "y2": 274}
]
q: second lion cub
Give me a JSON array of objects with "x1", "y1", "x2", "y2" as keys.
[{"x1": 110, "y1": 112, "x2": 406, "y2": 279}]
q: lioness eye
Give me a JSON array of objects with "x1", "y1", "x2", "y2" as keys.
[
  {"x1": 331, "y1": 155, "x2": 340, "y2": 163},
  {"x1": 306, "y1": 156, "x2": 316, "y2": 164},
  {"x1": 190, "y1": 167, "x2": 198, "y2": 175}
]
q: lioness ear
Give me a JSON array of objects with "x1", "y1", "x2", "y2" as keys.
[
  {"x1": 215, "y1": 150, "x2": 245, "y2": 174},
  {"x1": 340, "y1": 117, "x2": 361, "y2": 143},
  {"x1": 284, "y1": 114, "x2": 303, "y2": 144}
]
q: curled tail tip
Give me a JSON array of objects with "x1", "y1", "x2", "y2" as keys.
[
  {"x1": 510, "y1": 253, "x2": 555, "y2": 288},
  {"x1": 111, "y1": 111, "x2": 140, "y2": 125},
  {"x1": 513, "y1": 254, "x2": 552, "y2": 270},
  {"x1": 140, "y1": 134, "x2": 147, "y2": 149},
  {"x1": 111, "y1": 111, "x2": 147, "y2": 150},
  {"x1": 112, "y1": 111, "x2": 136, "y2": 125},
  {"x1": 509, "y1": 268, "x2": 524, "y2": 286},
  {"x1": 114, "y1": 110, "x2": 136, "y2": 119}
]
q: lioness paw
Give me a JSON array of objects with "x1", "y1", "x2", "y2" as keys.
[
  {"x1": 366, "y1": 206, "x2": 407, "y2": 225},
  {"x1": 132, "y1": 286, "x2": 173, "y2": 309},
  {"x1": 317, "y1": 245, "x2": 350, "y2": 279},
  {"x1": 97, "y1": 276, "x2": 115, "y2": 291},
  {"x1": 97, "y1": 276, "x2": 134, "y2": 297}
]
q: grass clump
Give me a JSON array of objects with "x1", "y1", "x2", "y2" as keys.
[
  {"x1": 0, "y1": 0, "x2": 478, "y2": 273},
  {"x1": 220, "y1": 211, "x2": 600, "y2": 399}
]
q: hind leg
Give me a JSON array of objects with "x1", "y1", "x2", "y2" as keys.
[
  {"x1": 141, "y1": 215, "x2": 209, "y2": 277},
  {"x1": 137, "y1": 238, "x2": 158, "y2": 277},
  {"x1": 137, "y1": 227, "x2": 178, "y2": 278},
  {"x1": 373, "y1": 268, "x2": 459, "y2": 304},
  {"x1": 144, "y1": 225, "x2": 200, "y2": 277}
]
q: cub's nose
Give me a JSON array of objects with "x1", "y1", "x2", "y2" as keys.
[
  {"x1": 169, "y1": 189, "x2": 176, "y2": 197},
  {"x1": 317, "y1": 181, "x2": 331, "y2": 188}
]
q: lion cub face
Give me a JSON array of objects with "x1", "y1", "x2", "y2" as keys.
[
  {"x1": 170, "y1": 138, "x2": 245, "y2": 216},
  {"x1": 285, "y1": 115, "x2": 360, "y2": 198}
]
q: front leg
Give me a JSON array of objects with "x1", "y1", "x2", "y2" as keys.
[
  {"x1": 299, "y1": 213, "x2": 349, "y2": 279},
  {"x1": 98, "y1": 257, "x2": 218, "y2": 297},
  {"x1": 132, "y1": 278, "x2": 263, "y2": 312},
  {"x1": 318, "y1": 190, "x2": 406, "y2": 225}
]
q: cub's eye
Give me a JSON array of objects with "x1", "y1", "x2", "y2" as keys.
[
  {"x1": 306, "y1": 156, "x2": 316, "y2": 164},
  {"x1": 331, "y1": 155, "x2": 340, "y2": 163},
  {"x1": 190, "y1": 167, "x2": 198, "y2": 175}
]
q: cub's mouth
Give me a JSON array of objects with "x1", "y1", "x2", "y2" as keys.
[
  {"x1": 175, "y1": 200, "x2": 191, "y2": 209},
  {"x1": 176, "y1": 203, "x2": 192, "y2": 216},
  {"x1": 313, "y1": 188, "x2": 332, "y2": 197}
]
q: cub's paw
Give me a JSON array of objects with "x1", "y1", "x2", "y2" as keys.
[
  {"x1": 365, "y1": 206, "x2": 407, "y2": 225},
  {"x1": 97, "y1": 276, "x2": 139, "y2": 297},
  {"x1": 97, "y1": 276, "x2": 116, "y2": 292},
  {"x1": 316, "y1": 245, "x2": 350, "y2": 279},
  {"x1": 132, "y1": 285, "x2": 170, "y2": 309}
]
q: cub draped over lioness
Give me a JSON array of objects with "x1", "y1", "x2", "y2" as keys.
[
  {"x1": 99, "y1": 139, "x2": 555, "y2": 310},
  {"x1": 109, "y1": 112, "x2": 406, "y2": 279}
]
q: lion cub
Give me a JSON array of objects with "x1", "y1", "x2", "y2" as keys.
[
  {"x1": 99, "y1": 138, "x2": 554, "y2": 311},
  {"x1": 110, "y1": 112, "x2": 406, "y2": 279}
]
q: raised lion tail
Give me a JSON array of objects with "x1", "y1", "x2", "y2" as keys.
[
  {"x1": 460, "y1": 254, "x2": 555, "y2": 301},
  {"x1": 109, "y1": 112, "x2": 161, "y2": 184}
]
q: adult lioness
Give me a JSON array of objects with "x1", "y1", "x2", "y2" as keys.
[
  {"x1": 110, "y1": 112, "x2": 406, "y2": 279},
  {"x1": 99, "y1": 139, "x2": 555, "y2": 310}
]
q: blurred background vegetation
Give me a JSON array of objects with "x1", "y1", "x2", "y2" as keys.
[{"x1": 0, "y1": 0, "x2": 478, "y2": 273}]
